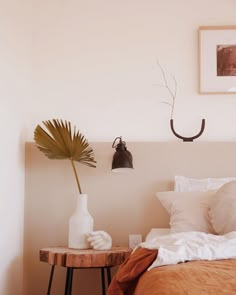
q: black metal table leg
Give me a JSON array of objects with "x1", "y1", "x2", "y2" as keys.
[
  {"x1": 64, "y1": 267, "x2": 74, "y2": 295},
  {"x1": 107, "y1": 267, "x2": 111, "y2": 285},
  {"x1": 101, "y1": 268, "x2": 106, "y2": 295},
  {"x1": 47, "y1": 265, "x2": 55, "y2": 295},
  {"x1": 47, "y1": 265, "x2": 113, "y2": 295}
]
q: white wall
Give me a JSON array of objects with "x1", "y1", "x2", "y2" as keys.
[
  {"x1": 26, "y1": 0, "x2": 236, "y2": 142},
  {"x1": 1, "y1": 0, "x2": 236, "y2": 294},
  {"x1": 0, "y1": 108, "x2": 25, "y2": 295},
  {"x1": 0, "y1": 0, "x2": 32, "y2": 294},
  {"x1": 23, "y1": 1, "x2": 236, "y2": 294}
]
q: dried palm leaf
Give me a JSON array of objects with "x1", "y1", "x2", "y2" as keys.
[{"x1": 34, "y1": 119, "x2": 96, "y2": 193}]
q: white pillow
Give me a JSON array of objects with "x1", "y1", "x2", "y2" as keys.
[
  {"x1": 174, "y1": 175, "x2": 236, "y2": 192},
  {"x1": 145, "y1": 228, "x2": 170, "y2": 242},
  {"x1": 209, "y1": 181, "x2": 236, "y2": 235},
  {"x1": 156, "y1": 191, "x2": 216, "y2": 233}
]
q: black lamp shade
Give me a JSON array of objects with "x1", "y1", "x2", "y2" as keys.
[{"x1": 112, "y1": 137, "x2": 133, "y2": 171}]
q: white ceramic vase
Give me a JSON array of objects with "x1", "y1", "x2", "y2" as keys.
[{"x1": 68, "y1": 193, "x2": 94, "y2": 249}]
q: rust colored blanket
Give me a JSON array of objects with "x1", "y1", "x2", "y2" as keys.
[
  {"x1": 107, "y1": 248, "x2": 158, "y2": 295},
  {"x1": 107, "y1": 248, "x2": 236, "y2": 295}
]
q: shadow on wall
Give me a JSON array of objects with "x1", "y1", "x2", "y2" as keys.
[{"x1": 6, "y1": 255, "x2": 23, "y2": 295}]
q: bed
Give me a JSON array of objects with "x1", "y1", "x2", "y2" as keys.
[
  {"x1": 134, "y1": 254, "x2": 236, "y2": 295},
  {"x1": 107, "y1": 176, "x2": 236, "y2": 295}
]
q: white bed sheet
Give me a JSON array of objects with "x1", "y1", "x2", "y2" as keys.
[
  {"x1": 145, "y1": 228, "x2": 170, "y2": 242},
  {"x1": 141, "y1": 231, "x2": 236, "y2": 270}
]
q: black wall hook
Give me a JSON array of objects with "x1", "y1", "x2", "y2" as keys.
[{"x1": 170, "y1": 119, "x2": 205, "y2": 142}]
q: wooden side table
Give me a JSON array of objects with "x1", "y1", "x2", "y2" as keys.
[{"x1": 40, "y1": 246, "x2": 132, "y2": 295}]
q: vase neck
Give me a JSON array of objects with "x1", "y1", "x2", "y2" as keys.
[{"x1": 76, "y1": 194, "x2": 88, "y2": 213}]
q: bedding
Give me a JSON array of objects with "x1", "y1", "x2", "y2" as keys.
[
  {"x1": 145, "y1": 228, "x2": 170, "y2": 242},
  {"x1": 142, "y1": 231, "x2": 236, "y2": 268},
  {"x1": 209, "y1": 180, "x2": 236, "y2": 234},
  {"x1": 156, "y1": 191, "x2": 216, "y2": 233},
  {"x1": 174, "y1": 175, "x2": 236, "y2": 192},
  {"x1": 107, "y1": 232, "x2": 236, "y2": 295},
  {"x1": 134, "y1": 259, "x2": 236, "y2": 295}
]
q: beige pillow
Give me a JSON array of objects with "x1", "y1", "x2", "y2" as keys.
[
  {"x1": 156, "y1": 191, "x2": 216, "y2": 234},
  {"x1": 209, "y1": 181, "x2": 236, "y2": 234}
]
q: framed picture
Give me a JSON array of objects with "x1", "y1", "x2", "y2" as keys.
[{"x1": 198, "y1": 26, "x2": 236, "y2": 94}]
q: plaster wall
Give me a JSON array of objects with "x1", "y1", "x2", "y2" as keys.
[
  {"x1": 25, "y1": 142, "x2": 236, "y2": 294},
  {"x1": 1, "y1": 0, "x2": 236, "y2": 294},
  {"x1": 25, "y1": 0, "x2": 236, "y2": 142},
  {"x1": 0, "y1": 0, "x2": 32, "y2": 294},
  {"x1": 23, "y1": 2, "x2": 236, "y2": 293}
]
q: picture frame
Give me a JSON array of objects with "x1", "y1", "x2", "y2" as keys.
[{"x1": 198, "y1": 26, "x2": 236, "y2": 94}]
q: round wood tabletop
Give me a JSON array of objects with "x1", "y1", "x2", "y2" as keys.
[{"x1": 40, "y1": 246, "x2": 132, "y2": 268}]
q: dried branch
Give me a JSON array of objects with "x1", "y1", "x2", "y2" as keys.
[{"x1": 155, "y1": 59, "x2": 177, "y2": 119}]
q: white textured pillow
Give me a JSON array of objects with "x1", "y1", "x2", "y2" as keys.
[
  {"x1": 174, "y1": 175, "x2": 236, "y2": 192},
  {"x1": 156, "y1": 191, "x2": 216, "y2": 233},
  {"x1": 209, "y1": 181, "x2": 236, "y2": 234},
  {"x1": 145, "y1": 228, "x2": 170, "y2": 242}
]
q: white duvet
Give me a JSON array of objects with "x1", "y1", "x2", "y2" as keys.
[{"x1": 139, "y1": 231, "x2": 236, "y2": 270}]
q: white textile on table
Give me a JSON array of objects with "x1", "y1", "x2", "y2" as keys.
[{"x1": 139, "y1": 231, "x2": 236, "y2": 270}]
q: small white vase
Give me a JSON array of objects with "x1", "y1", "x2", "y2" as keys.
[{"x1": 68, "y1": 194, "x2": 94, "y2": 249}]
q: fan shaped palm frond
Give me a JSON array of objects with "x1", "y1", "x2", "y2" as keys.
[{"x1": 34, "y1": 119, "x2": 96, "y2": 193}]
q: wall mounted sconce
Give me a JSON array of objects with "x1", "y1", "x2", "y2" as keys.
[{"x1": 112, "y1": 137, "x2": 133, "y2": 172}]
